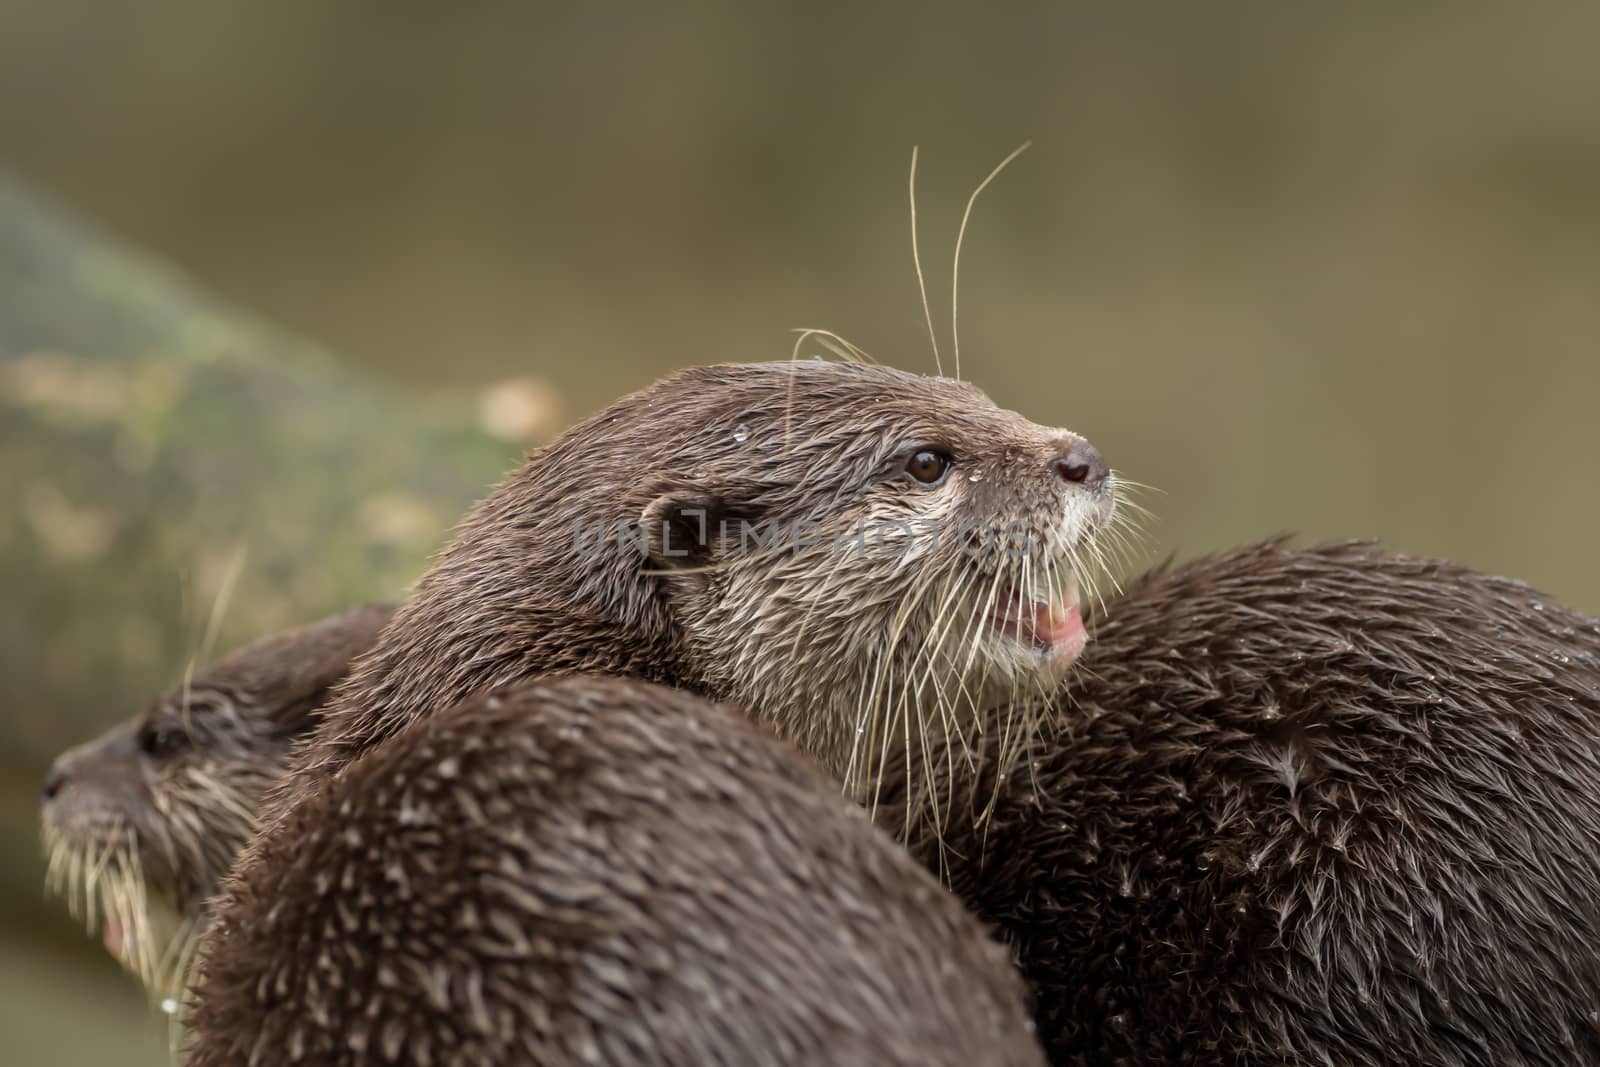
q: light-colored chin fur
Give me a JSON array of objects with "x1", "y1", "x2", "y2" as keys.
[
  {"x1": 42, "y1": 825, "x2": 198, "y2": 1004},
  {"x1": 42, "y1": 758, "x2": 269, "y2": 1005},
  {"x1": 107, "y1": 892, "x2": 195, "y2": 1007},
  {"x1": 681, "y1": 493, "x2": 1113, "y2": 806}
]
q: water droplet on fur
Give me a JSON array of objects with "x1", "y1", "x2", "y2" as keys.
[
  {"x1": 731, "y1": 423, "x2": 751, "y2": 443},
  {"x1": 967, "y1": 472, "x2": 983, "y2": 483},
  {"x1": 161, "y1": 998, "x2": 179, "y2": 1015},
  {"x1": 1530, "y1": 600, "x2": 1546, "y2": 612}
]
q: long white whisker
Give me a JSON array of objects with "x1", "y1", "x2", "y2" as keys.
[
  {"x1": 952, "y1": 141, "x2": 1031, "y2": 380},
  {"x1": 908, "y1": 146, "x2": 943, "y2": 377}
]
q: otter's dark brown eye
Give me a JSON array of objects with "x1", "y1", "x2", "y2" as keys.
[
  {"x1": 138, "y1": 724, "x2": 190, "y2": 761},
  {"x1": 905, "y1": 449, "x2": 953, "y2": 485}
]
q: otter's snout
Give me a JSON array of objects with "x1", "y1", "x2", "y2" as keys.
[
  {"x1": 40, "y1": 723, "x2": 144, "y2": 820},
  {"x1": 1052, "y1": 438, "x2": 1109, "y2": 489}
]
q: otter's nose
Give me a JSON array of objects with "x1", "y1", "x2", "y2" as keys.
[
  {"x1": 41, "y1": 765, "x2": 67, "y2": 803},
  {"x1": 1053, "y1": 438, "x2": 1109, "y2": 488}
]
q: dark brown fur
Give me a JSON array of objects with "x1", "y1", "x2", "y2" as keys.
[
  {"x1": 40, "y1": 603, "x2": 395, "y2": 996},
  {"x1": 187, "y1": 676, "x2": 1047, "y2": 1067},
  {"x1": 877, "y1": 540, "x2": 1600, "y2": 1066}
]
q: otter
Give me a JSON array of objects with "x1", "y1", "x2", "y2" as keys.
[
  {"x1": 40, "y1": 602, "x2": 395, "y2": 1000},
  {"x1": 185, "y1": 675, "x2": 1048, "y2": 1067},
  {"x1": 875, "y1": 539, "x2": 1600, "y2": 1066},
  {"x1": 285, "y1": 360, "x2": 1116, "y2": 802}
]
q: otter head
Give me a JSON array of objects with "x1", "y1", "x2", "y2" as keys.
[
  {"x1": 39, "y1": 603, "x2": 393, "y2": 1000},
  {"x1": 323, "y1": 361, "x2": 1115, "y2": 799},
  {"x1": 632, "y1": 361, "x2": 1117, "y2": 793}
]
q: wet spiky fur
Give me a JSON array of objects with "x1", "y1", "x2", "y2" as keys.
[
  {"x1": 285, "y1": 361, "x2": 1118, "y2": 805},
  {"x1": 187, "y1": 676, "x2": 1047, "y2": 1067},
  {"x1": 40, "y1": 603, "x2": 394, "y2": 1000},
  {"x1": 876, "y1": 539, "x2": 1600, "y2": 1066}
]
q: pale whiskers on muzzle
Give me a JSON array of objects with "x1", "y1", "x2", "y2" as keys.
[
  {"x1": 41, "y1": 761, "x2": 266, "y2": 1005},
  {"x1": 41, "y1": 819, "x2": 194, "y2": 1004},
  {"x1": 850, "y1": 468, "x2": 1152, "y2": 863}
]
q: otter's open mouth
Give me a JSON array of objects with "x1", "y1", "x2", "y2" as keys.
[{"x1": 992, "y1": 573, "x2": 1087, "y2": 673}]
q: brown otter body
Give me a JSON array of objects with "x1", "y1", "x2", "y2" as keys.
[
  {"x1": 40, "y1": 603, "x2": 395, "y2": 998},
  {"x1": 286, "y1": 361, "x2": 1114, "y2": 802},
  {"x1": 187, "y1": 676, "x2": 1047, "y2": 1067},
  {"x1": 877, "y1": 540, "x2": 1600, "y2": 1066}
]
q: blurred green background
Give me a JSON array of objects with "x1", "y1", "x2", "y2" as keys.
[{"x1": 2, "y1": 3, "x2": 1597, "y2": 1062}]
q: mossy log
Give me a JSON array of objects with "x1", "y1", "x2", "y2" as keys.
[{"x1": 0, "y1": 174, "x2": 521, "y2": 941}]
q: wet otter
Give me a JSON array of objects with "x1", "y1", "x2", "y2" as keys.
[
  {"x1": 186, "y1": 675, "x2": 1048, "y2": 1067},
  {"x1": 876, "y1": 539, "x2": 1600, "y2": 1065},
  {"x1": 39, "y1": 602, "x2": 395, "y2": 999},
  {"x1": 287, "y1": 360, "x2": 1117, "y2": 801}
]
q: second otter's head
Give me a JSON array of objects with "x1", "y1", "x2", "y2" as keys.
[
  {"x1": 313, "y1": 361, "x2": 1118, "y2": 795},
  {"x1": 39, "y1": 603, "x2": 394, "y2": 1000}
]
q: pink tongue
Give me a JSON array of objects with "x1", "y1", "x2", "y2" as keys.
[
  {"x1": 1028, "y1": 601, "x2": 1085, "y2": 648},
  {"x1": 103, "y1": 917, "x2": 124, "y2": 960}
]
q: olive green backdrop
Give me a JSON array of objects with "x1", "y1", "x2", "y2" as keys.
[{"x1": 2, "y1": 3, "x2": 1597, "y2": 1063}]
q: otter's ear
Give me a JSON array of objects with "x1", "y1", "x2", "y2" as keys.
[
  {"x1": 639, "y1": 490, "x2": 727, "y2": 572},
  {"x1": 638, "y1": 486, "x2": 769, "y2": 573}
]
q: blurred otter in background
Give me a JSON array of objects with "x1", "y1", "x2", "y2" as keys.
[{"x1": 39, "y1": 603, "x2": 395, "y2": 1002}]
